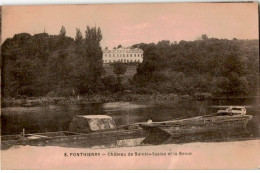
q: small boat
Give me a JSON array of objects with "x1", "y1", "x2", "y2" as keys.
[
  {"x1": 1, "y1": 115, "x2": 145, "y2": 150},
  {"x1": 140, "y1": 106, "x2": 252, "y2": 137}
]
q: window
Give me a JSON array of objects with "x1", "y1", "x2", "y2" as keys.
[
  {"x1": 134, "y1": 54, "x2": 136, "y2": 57},
  {"x1": 109, "y1": 60, "x2": 111, "y2": 63},
  {"x1": 109, "y1": 54, "x2": 111, "y2": 57},
  {"x1": 113, "y1": 54, "x2": 115, "y2": 57},
  {"x1": 137, "y1": 54, "x2": 139, "y2": 57},
  {"x1": 130, "y1": 54, "x2": 132, "y2": 57},
  {"x1": 124, "y1": 59, "x2": 126, "y2": 62},
  {"x1": 104, "y1": 60, "x2": 107, "y2": 63},
  {"x1": 127, "y1": 60, "x2": 129, "y2": 63},
  {"x1": 127, "y1": 54, "x2": 128, "y2": 57},
  {"x1": 113, "y1": 60, "x2": 115, "y2": 62},
  {"x1": 123, "y1": 54, "x2": 125, "y2": 57}
]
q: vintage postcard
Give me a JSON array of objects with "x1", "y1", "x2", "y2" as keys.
[{"x1": 0, "y1": 2, "x2": 259, "y2": 170}]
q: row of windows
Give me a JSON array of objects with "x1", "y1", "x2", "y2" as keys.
[
  {"x1": 104, "y1": 54, "x2": 143, "y2": 58},
  {"x1": 104, "y1": 59, "x2": 141, "y2": 63}
]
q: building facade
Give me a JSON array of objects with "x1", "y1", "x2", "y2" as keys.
[{"x1": 102, "y1": 47, "x2": 143, "y2": 64}]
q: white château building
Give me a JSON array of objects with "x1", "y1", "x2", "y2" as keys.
[{"x1": 102, "y1": 47, "x2": 143, "y2": 64}]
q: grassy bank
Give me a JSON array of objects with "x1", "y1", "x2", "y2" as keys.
[{"x1": 1, "y1": 93, "x2": 194, "y2": 107}]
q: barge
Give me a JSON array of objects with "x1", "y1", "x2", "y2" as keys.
[
  {"x1": 140, "y1": 106, "x2": 252, "y2": 137},
  {"x1": 1, "y1": 115, "x2": 145, "y2": 149}
]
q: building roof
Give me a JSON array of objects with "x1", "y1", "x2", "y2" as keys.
[
  {"x1": 76, "y1": 115, "x2": 113, "y2": 119},
  {"x1": 103, "y1": 47, "x2": 143, "y2": 53}
]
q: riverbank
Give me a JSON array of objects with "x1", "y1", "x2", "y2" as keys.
[
  {"x1": 1, "y1": 139, "x2": 259, "y2": 169},
  {"x1": 1, "y1": 93, "x2": 194, "y2": 108}
]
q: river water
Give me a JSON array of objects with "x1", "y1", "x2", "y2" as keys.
[{"x1": 1, "y1": 100, "x2": 259, "y2": 149}]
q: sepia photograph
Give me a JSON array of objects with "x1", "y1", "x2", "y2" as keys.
[{"x1": 0, "y1": 2, "x2": 259, "y2": 170}]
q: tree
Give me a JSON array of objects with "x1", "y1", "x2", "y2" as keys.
[
  {"x1": 75, "y1": 28, "x2": 83, "y2": 44},
  {"x1": 76, "y1": 26, "x2": 104, "y2": 94},
  {"x1": 113, "y1": 62, "x2": 127, "y2": 84},
  {"x1": 226, "y1": 72, "x2": 249, "y2": 96},
  {"x1": 101, "y1": 75, "x2": 121, "y2": 93},
  {"x1": 59, "y1": 26, "x2": 66, "y2": 37},
  {"x1": 222, "y1": 53, "x2": 246, "y2": 77},
  {"x1": 117, "y1": 44, "x2": 122, "y2": 49},
  {"x1": 113, "y1": 62, "x2": 127, "y2": 77},
  {"x1": 85, "y1": 26, "x2": 102, "y2": 58},
  {"x1": 74, "y1": 28, "x2": 84, "y2": 54},
  {"x1": 201, "y1": 34, "x2": 208, "y2": 40}
]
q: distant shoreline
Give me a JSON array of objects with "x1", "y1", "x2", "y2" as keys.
[
  {"x1": 1, "y1": 93, "x2": 194, "y2": 107},
  {"x1": 2, "y1": 93, "x2": 259, "y2": 108}
]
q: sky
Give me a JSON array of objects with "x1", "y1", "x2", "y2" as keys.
[{"x1": 2, "y1": 2, "x2": 258, "y2": 49}]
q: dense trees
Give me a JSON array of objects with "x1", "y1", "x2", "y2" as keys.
[
  {"x1": 2, "y1": 26, "x2": 104, "y2": 97},
  {"x1": 133, "y1": 37, "x2": 259, "y2": 97},
  {"x1": 1, "y1": 30, "x2": 258, "y2": 98}
]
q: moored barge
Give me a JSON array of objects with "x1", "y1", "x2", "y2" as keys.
[
  {"x1": 1, "y1": 115, "x2": 145, "y2": 149},
  {"x1": 140, "y1": 106, "x2": 252, "y2": 137}
]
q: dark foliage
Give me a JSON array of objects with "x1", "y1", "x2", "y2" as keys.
[
  {"x1": 2, "y1": 26, "x2": 104, "y2": 97},
  {"x1": 1, "y1": 31, "x2": 258, "y2": 98},
  {"x1": 133, "y1": 37, "x2": 259, "y2": 96},
  {"x1": 113, "y1": 62, "x2": 127, "y2": 76}
]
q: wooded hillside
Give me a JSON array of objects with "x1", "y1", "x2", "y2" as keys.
[{"x1": 1, "y1": 28, "x2": 259, "y2": 98}]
